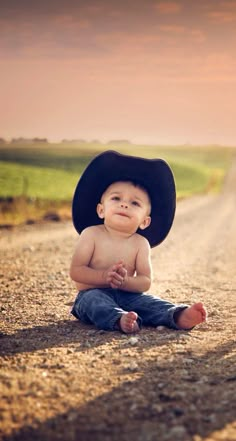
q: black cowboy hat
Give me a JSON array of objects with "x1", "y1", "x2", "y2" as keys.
[{"x1": 72, "y1": 150, "x2": 176, "y2": 247}]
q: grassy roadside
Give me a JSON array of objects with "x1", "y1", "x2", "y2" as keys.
[{"x1": 0, "y1": 142, "x2": 233, "y2": 226}]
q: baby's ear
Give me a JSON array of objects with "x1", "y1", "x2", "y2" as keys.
[
  {"x1": 97, "y1": 203, "x2": 105, "y2": 219},
  {"x1": 139, "y1": 216, "x2": 151, "y2": 230}
]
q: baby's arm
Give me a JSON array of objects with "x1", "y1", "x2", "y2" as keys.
[
  {"x1": 70, "y1": 228, "x2": 124, "y2": 288},
  {"x1": 70, "y1": 228, "x2": 105, "y2": 286},
  {"x1": 121, "y1": 238, "x2": 152, "y2": 293}
]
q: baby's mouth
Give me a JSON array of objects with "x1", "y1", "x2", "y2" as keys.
[{"x1": 117, "y1": 212, "x2": 129, "y2": 218}]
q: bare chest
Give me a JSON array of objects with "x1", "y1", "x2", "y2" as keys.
[{"x1": 90, "y1": 236, "x2": 138, "y2": 274}]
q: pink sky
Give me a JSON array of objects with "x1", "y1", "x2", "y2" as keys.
[{"x1": 0, "y1": 0, "x2": 236, "y2": 145}]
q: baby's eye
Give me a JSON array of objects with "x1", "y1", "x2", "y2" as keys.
[
  {"x1": 111, "y1": 196, "x2": 120, "y2": 201},
  {"x1": 132, "y1": 200, "x2": 140, "y2": 207}
]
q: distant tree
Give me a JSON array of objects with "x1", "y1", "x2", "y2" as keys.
[
  {"x1": 32, "y1": 137, "x2": 48, "y2": 143},
  {"x1": 61, "y1": 139, "x2": 87, "y2": 144},
  {"x1": 77, "y1": 139, "x2": 87, "y2": 144},
  {"x1": 91, "y1": 139, "x2": 101, "y2": 144},
  {"x1": 0, "y1": 137, "x2": 6, "y2": 144},
  {"x1": 11, "y1": 137, "x2": 24, "y2": 143},
  {"x1": 107, "y1": 139, "x2": 131, "y2": 145},
  {"x1": 10, "y1": 137, "x2": 48, "y2": 144},
  {"x1": 11, "y1": 137, "x2": 31, "y2": 143}
]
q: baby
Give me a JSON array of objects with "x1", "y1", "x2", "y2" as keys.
[{"x1": 70, "y1": 150, "x2": 207, "y2": 333}]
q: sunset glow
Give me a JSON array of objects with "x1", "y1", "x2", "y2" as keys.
[{"x1": 0, "y1": 0, "x2": 236, "y2": 145}]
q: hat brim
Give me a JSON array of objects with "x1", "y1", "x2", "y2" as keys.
[{"x1": 72, "y1": 150, "x2": 176, "y2": 247}]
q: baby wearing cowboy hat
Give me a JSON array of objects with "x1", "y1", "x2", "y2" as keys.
[{"x1": 70, "y1": 150, "x2": 207, "y2": 333}]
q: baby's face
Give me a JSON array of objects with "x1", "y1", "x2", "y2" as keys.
[{"x1": 97, "y1": 181, "x2": 151, "y2": 234}]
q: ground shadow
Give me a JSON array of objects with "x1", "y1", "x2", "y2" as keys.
[
  {"x1": 0, "y1": 319, "x2": 189, "y2": 356},
  {"x1": 1, "y1": 339, "x2": 235, "y2": 441},
  {"x1": 0, "y1": 320, "x2": 106, "y2": 356}
]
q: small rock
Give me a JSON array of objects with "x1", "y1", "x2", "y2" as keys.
[
  {"x1": 178, "y1": 334, "x2": 190, "y2": 340},
  {"x1": 112, "y1": 359, "x2": 121, "y2": 365},
  {"x1": 172, "y1": 407, "x2": 184, "y2": 417},
  {"x1": 128, "y1": 336, "x2": 139, "y2": 345},
  {"x1": 156, "y1": 326, "x2": 165, "y2": 331},
  {"x1": 198, "y1": 375, "x2": 208, "y2": 383},
  {"x1": 203, "y1": 414, "x2": 217, "y2": 423},
  {"x1": 87, "y1": 330, "x2": 96, "y2": 335},
  {"x1": 151, "y1": 403, "x2": 163, "y2": 413},
  {"x1": 22, "y1": 245, "x2": 35, "y2": 252},
  {"x1": 183, "y1": 357, "x2": 194, "y2": 364},
  {"x1": 67, "y1": 410, "x2": 78, "y2": 422},
  {"x1": 126, "y1": 361, "x2": 138, "y2": 371},
  {"x1": 175, "y1": 390, "x2": 187, "y2": 399},
  {"x1": 130, "y1": 402, "x2": 138, "y2": 412},
  {"x1": 96, "y1": 330, "x2": 106, "y2": 334},
  {"x1": 226, "y1": 375, "x2": 236, "y2": 382},
  {"x1": 179, "y1": 369, "x2": 188, "y2": 376},
  {"x1": 168, "y1": 425, "x2": 187, "y2": 439},
  {"x1": 83, "y1": 341, "x2": 91, "y2": 348}
]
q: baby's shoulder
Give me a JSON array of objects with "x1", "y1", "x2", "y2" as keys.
[
  {"x1": 133, "y1": 233, "x2": 150, "y2": 250},
  {"x1": 80, "y1": 225, "x2": 102, "y2": 238}
]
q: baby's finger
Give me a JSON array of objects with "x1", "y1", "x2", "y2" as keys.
[
  {"x1": 112, "y1": 262, "x2": 124, "y2": 273},
  {"x1": 107, "y1": 271, "x2": 122, "y2": 283},
  {"x1": 110, "y1": 279, "x2": 123, "y2": 289},
  {"x1": 118, "y1": 267, "x2": 127, "y2": 278},
  {"x1": 112, "y1": 273, "x2": 124, "y2": 283}
]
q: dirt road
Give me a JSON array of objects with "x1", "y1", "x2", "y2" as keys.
[{"x1": 0, "y1": 159, "x2": 236, "y2": 441}]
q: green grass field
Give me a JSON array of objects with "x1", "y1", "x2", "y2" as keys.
[{"x1": 0, "y1": 141, "x2": 233, "y2": 225}]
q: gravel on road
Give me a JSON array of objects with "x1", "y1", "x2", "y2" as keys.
[{"x1": 0, "y1": 160, "x2": 236, "y2": 441}]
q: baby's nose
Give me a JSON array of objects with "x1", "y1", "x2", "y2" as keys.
[{"x1": 121, "y1": 201, "x2": 128, "y2": 208}]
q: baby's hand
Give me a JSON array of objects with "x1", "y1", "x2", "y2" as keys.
[
  {"x1": 117, "y1": 263, "x2": 128, "y2": 287},
  {"x1": 105, "y1": 261, "x2": 127, "y2": 289}
]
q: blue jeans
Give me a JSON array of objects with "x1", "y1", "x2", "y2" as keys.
[{"x1": 71, "y1": 288, "x2": 188, "y2": 331}]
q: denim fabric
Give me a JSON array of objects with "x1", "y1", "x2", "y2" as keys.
[{"x1": 71, "y1": 288, "x2": 188, "y2": 331}]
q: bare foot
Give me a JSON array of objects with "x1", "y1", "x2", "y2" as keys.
[
  {"x1": 175, "y1": 302, "x2": 207, "y2": 329},
  {"x1": 119, "y1": 311, "x2": 140, "y2": 334}
]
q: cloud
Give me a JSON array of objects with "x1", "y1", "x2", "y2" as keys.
[
  {"x1": 159, "y1": 24, "x2": 185, "y2": 33},
  {"x1": 190, "y1": 29, "x2": 206, "y2": 43},
  {"x1": 0, "y1": 12, "x2": 101, "y2": 59},
  {"x1": 2, "y1": 17, "x2": 233, "y2": 86},
  {"x1": 206, "y1": 1, "x2": 236, "y2": 23},
  {"x1": 158, "y1": 25, "x2": 206, "y2": 47},
  {"x1": 0, "y1": 0, "x2": 234, "y2": 85},
  {"x1": 154, "y1": 1, "x2": 182, "y2": 14},
  {"x1": 207, "y1": 11, "x2": 236, "y2": 23},
  {"x1": 52, "y1": 14, "x2": 91, "y2": 29}
]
